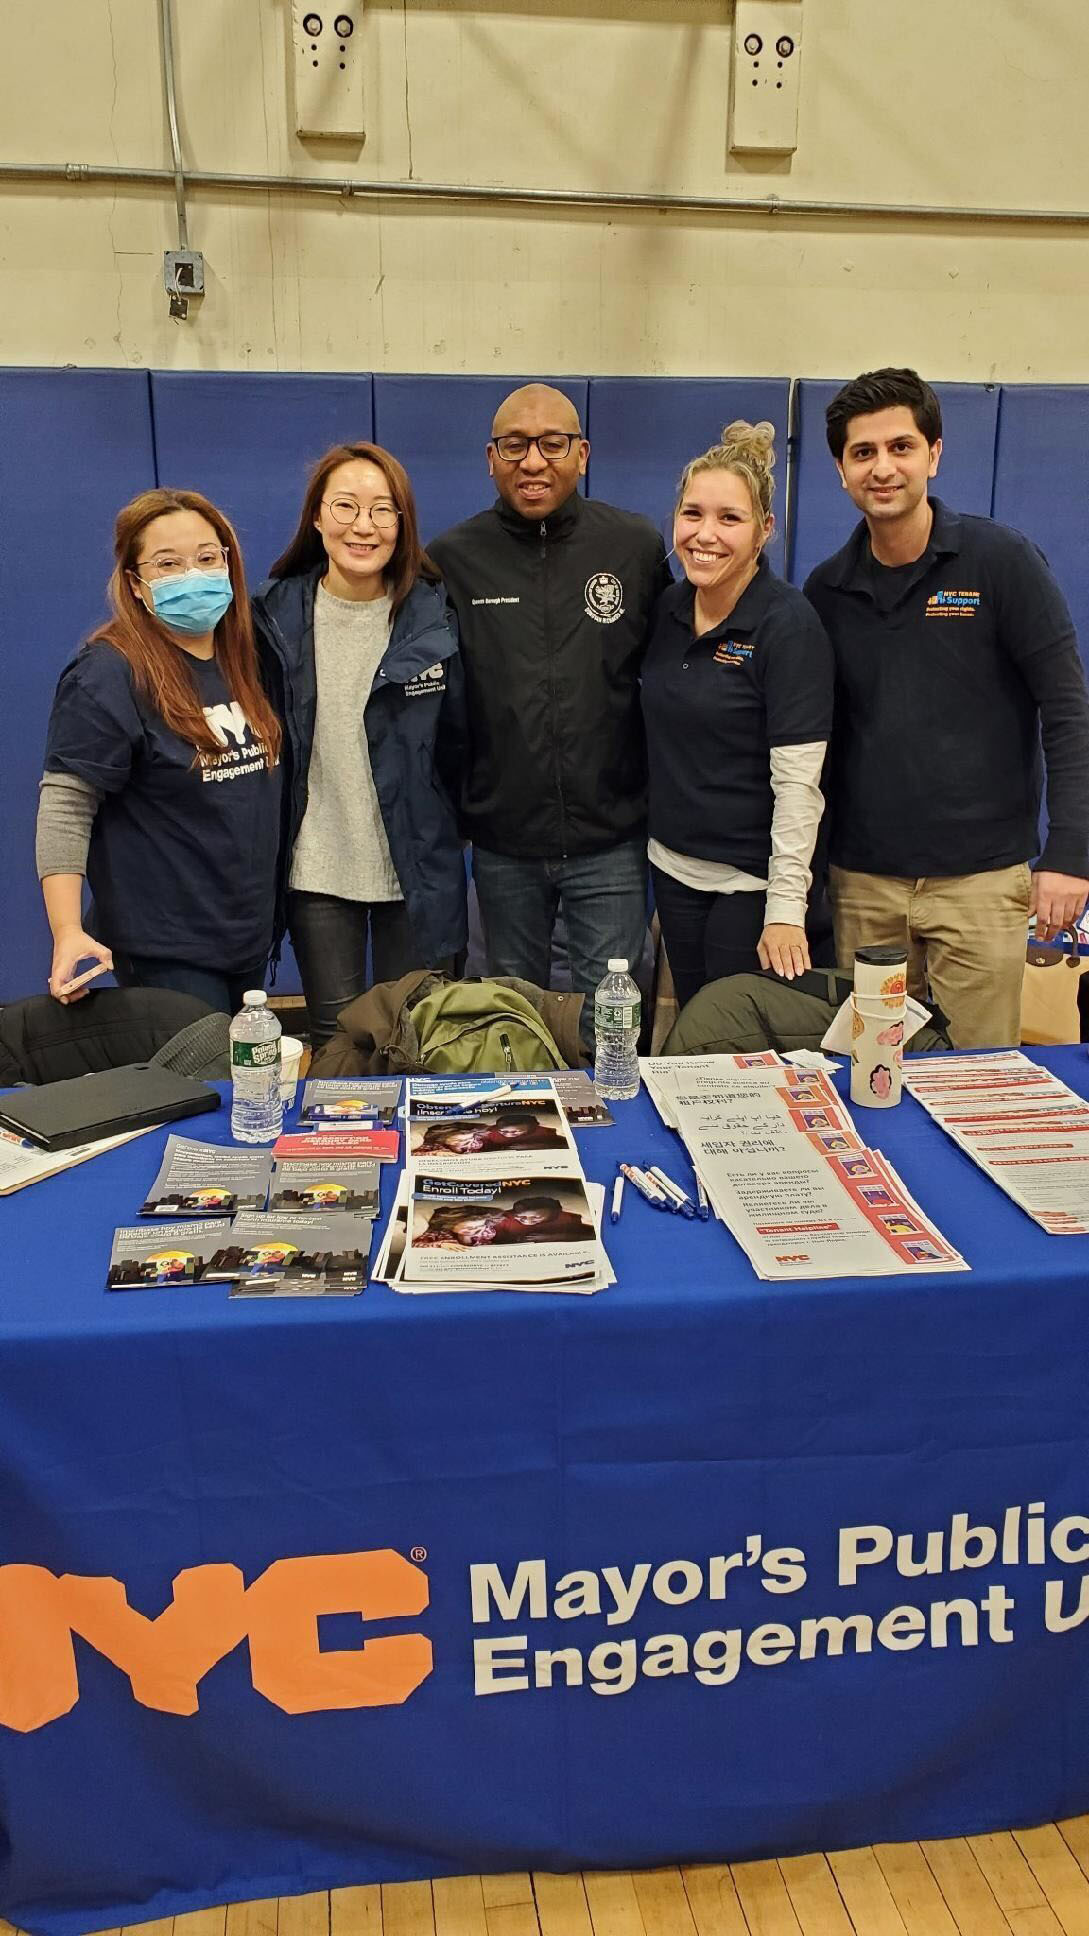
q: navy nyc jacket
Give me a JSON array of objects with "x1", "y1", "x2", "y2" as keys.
[{"x1": 252, "y1": 569, "x2": 468, "y2": 966}]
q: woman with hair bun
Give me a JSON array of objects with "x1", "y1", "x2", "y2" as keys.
[
  {"x1": 641, "y1": 420, "x2": 834, "y2": 1011},
  {"x1": 37, "y1": 489, "x2": 282, "y2": 1012},
  {"x1": 253, "y1": 441, "x2": 467, "y2": 1048}
]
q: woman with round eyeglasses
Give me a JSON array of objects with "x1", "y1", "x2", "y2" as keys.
[
  {"x1": 252, "y1": 441, "x2": 467, "y2": 1047},
  {"x1": 37, "y1": 488, "x2": 283, "y2": 1012}
]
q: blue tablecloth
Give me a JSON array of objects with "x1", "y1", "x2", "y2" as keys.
[{"x1": 3, "y1": 1050, "x2": 1089, "y2": 1934}]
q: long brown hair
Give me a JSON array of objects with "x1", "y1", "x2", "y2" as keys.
[
  {"x1": 269, "y1": 441, "x2": 439, "y2": 616},
  {"x1": 90, "y1": 489, "x2": 281, "y2": 761}
]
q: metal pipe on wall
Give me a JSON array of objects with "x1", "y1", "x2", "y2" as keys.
[
  {"x1": 1, "y1": 158, "x2": 1088, "y2": 227},
  {"x1": 158, "y1": 0, "x2": 188, "y2": 252}
]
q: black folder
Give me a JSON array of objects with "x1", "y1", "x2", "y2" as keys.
[{"x1": 0, "y1": 1062, "x2": 220, "y2": 1151}]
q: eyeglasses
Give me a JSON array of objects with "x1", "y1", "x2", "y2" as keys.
[
  {"x1": 490, "y1": 432, "x2": 582, "y2": 462},
  {"x1": 134, "y1": 545, "x2": 229, "y2": 579},
  {"x1": 322, "y1": 495, "x2": 400, "y2": 529}
]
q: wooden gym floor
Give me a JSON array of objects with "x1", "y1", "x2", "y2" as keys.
[{"x1": 13, "y1": 1820, "x2": 1089, "y2": 1936}]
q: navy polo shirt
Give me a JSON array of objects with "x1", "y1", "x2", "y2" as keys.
[
  {"x1": 641, "y1": 558, "x2": 834, "y2": 874},
  {"x1": 804, "y1": 498, "x2": 1089, "y2": 880},
  {"x1": 45, "y1": 642, "x2": 282, "y2": 970}
]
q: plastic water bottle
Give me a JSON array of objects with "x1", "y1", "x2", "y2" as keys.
[
  {"x1": 594, "y1": 958, "x2": 641, "y2": 1101},
  {"x1": 230, "y1": 990, "x2": 283, "y2": 1143}
]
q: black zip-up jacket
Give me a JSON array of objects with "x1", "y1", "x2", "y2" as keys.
[
  {"x1": 252, "y1": 569, "x2": 468, "y2": 969},
  {"x1": 430, "y1": 493, "x2": 671, "y2": 859}
]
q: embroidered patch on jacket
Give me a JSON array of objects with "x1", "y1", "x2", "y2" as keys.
[{"x1": 584, "y1": 573, "x2": 625, "y2": 624}]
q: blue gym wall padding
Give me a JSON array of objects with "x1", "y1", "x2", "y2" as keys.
[
  {"x1": 586, "y1": 378, "x2": 791, "y2": 577},
  {"x1": 374, "y1": 376, "x2": 589, "y2": 546},
  {"x1": 150, "y1": 372, "x2": 376, "y2": 585},
  {"x1": 992, "y1": 386, "x2": 1089, "y2": 663},
  {"x1": 1, "y1": 369, "x2": 157, "y2": 1005},
  {"x1": 5, "y1": 368, "x2": 1089, "y2": 1003},
  {"x1": 788, "y1": 379, "x2": 1000, "y2": 588}
]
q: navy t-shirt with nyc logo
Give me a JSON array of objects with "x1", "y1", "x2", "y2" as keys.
[{"x1": 45, "y1": 643, "x2": 282, "y2": 970}]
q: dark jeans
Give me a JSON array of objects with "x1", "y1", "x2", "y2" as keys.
[
  {"x1": 112, "y1": 953, "x2": 268, "y2": 1018},
  {"x1": 650, "y1": 866, "x2": 766, "y2": 1014},
  {"x1": 472, "y1": 840, "x2": 649, "y2": 1049},
  {"x1": 472, "y1": 839, "x2": 648, "y2": 994},
  {"x1": 288, "y1": 891, "x2": 422, "y2": 1048}
]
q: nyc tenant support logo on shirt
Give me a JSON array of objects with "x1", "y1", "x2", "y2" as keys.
[
  {"x1": 713, "y1": 639, "x2": 754, "y2": 667},
  {"x1": 926, "y1": 589, "x2": 981, "y2": 619}
]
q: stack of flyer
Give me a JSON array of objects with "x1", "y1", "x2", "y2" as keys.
[
  {"x1": 641, "y1": 1052, "x2": 967, "y2": 1281},
  {"x1": 903, "y1": 1050, "x2": 1089, "y2": 1234},
  {"x1": 373, "y1": 1076, "x2": 613, "y2": 1294},
  {"x1": 107, "y1": 1131, "x2": 375, "y2": 1297}
]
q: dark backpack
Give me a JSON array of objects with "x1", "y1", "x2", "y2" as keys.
[{"x1": 663, "y1": 969, "x2": 953, "y2": 1057}]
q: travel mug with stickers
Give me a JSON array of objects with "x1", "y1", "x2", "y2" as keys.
[{"x1": 850, "y1": 945, "x2": 907, "y2": 1109}]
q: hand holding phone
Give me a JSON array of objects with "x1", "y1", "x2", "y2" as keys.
[
  {"x1": 58, "y1": 960, "x2": 111, "y2": 996},
  {"x1": 49, "y1": 931, "x2": 114, "y2": 1004}
]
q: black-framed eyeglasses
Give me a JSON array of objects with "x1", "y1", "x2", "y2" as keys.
[
  {"x1": 322, "y1": 495, "x2": 400, "y2": 529},
  {"x1": 490, "y1": 432, "x2": 582, "y2": 462}
]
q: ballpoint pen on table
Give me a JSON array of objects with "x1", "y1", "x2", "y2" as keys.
[
  {"x1": 611, "y1": 1173, "x2": 624, "y2": 1224},
  {"x1": 645, "y1": 1164, "x2": 697, "y2": 1218},
  {"x1": 443, "y1": 1084, "x2": 516, "y2": 1118},
  {"x1": 617, "y1": 1161, "x2": 670, "y2": 1210}
]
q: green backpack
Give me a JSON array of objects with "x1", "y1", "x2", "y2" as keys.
[{"x1": 408, "y1": 980, "x2": 567, "y2": 1072}]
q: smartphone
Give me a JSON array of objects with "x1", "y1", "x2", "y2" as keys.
[{"x1": 58, "y1": 959, "x2": 110, "y2": 996}]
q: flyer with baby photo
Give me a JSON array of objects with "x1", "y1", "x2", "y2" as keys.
[
  {"x1": 406, "y1": 1078, "x2": 577, "y2": 1168},
  {"x1": 403, "y1": 1167, "x2": 600, "y2": 1286}
]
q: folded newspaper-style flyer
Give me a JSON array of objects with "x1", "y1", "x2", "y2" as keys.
[
  {"x1": 904, "y1": 1050, "x2": 1089, "y2": 1234},
  {"x1": 641, "y1": 1053, "x2": 967, "y2": 1281}
]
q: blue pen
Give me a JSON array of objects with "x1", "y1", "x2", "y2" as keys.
[
  {"x1": 646, "y1": 1164, "x2": 697, "y2": 1219},
  {"x1": 617, "y1": 1161, "x2": 670, "y2": 1211},
  {"x1": 695, "y1": 1175, "x2": 711, "y2": 1221},
  {"x1": 442, "y1": 1084, "x2": 515, "y2": 1118}
]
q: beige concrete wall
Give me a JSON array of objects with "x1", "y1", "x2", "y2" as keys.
[{"x1": 2, "y1": 0, "x2": 1087, "y2": 377}]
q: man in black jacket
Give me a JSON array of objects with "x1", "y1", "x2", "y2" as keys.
[
  {"x1": 430, "y1": 384, "x2": 671, "y2": 1013},
  {"x1": 805, "y1": 366, "x2": 1089, "y2": 1047}
]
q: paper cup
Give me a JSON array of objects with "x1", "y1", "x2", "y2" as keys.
[
  {"x1": 280, "y1": 1035, "x2": 304, "y2": 1103},
  {"x1": 851, "y1": 947, "x2": 906, "y2": 1109}
]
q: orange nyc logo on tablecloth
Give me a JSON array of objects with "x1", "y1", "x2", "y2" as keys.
[{"x1": 0, "y1": 1549, "x2": 432, "y2": 1733}]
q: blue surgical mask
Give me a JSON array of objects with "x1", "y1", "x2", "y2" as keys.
[{"x1": 149, "y1": 569, "x2": 233, "y2": 635}]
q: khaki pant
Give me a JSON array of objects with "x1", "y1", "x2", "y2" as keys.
[{"x1": 829, "y1": 863, "x2": 1031, "y2": 1049}]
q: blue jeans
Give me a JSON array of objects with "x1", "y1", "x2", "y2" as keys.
[
  {"x1": 472, "y1": 840, "x2": 648, "y2": 1017},
  {"x1": 112, "y1": 954, "x2": 268, "y2": 1017}
]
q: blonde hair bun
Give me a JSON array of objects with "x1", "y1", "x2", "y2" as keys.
[{"x1": 719, "y1": 419, "x2": 776, "y2": 471}]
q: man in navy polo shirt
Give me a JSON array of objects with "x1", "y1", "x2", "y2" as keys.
[{"x1": 805, "y1": 367, "x2": 1089, "y2": 1048}]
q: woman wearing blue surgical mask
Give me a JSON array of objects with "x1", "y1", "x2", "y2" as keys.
[{"x1": 37, "y1": 489, "x2": 283, "y2": 1013}]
